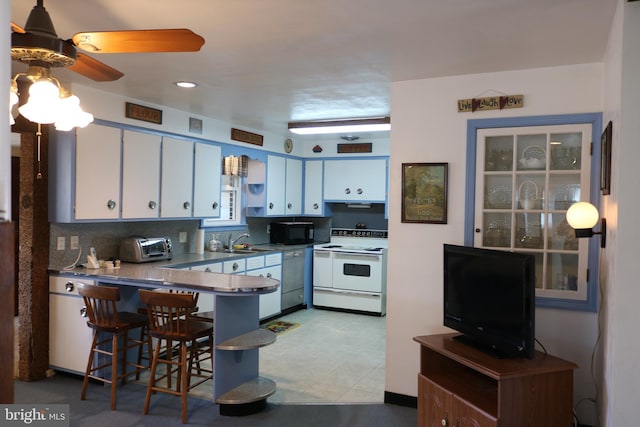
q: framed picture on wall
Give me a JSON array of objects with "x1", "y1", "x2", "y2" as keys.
[
  {"x1": 601, "y1": 120, "x2": 612, "y2": 195},
  {"x1": 401, "y1": 163, "x2": 448, "y2": 224}
]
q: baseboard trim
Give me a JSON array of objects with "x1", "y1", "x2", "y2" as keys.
[{"x1": 384, "y1": 391, "x2": 417, "y2": 408}]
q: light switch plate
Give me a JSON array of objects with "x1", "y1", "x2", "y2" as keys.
[
  {"x1": 179, "y1": 232, "x2": 187, "y2": 243},
  {"x1": 57, "y1": 236, "x2": 65, "y2": 251},
  {"x1": 70, "y1": 236, "x2": 79, "y2": 250}
]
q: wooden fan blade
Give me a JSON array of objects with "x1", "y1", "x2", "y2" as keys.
[
  {"x1": 68, "y1": 53, "x2": 124, "y2": 82},
  {"x1": 11, "y1": 21, "x2": 26, "y2": 34},
  {"x1": 72, "y1": 29, "x2": 205, "y2": 53}
]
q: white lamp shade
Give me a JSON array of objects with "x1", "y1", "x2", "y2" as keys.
[
  {"x1": 18, "y1": 80, "x2": 62, "y2": 124},
  {"x1": 55, "y1": 95, "x2": 94, "y2": 131},
  {"x1": 566, "y1": 202, "x2": 599, "y2": 229}
]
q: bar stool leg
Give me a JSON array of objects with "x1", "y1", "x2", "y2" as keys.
[
  {"x1": 144, "y1": 340, "x2": 162, "y2": 415},
  {"x1": 180, "y1": 342, "x2": 188, "y2": 424},
  {"x1": 111, "y1": 333, "x2": 118, "y2": 410},
  {"x1": 81, "y1": 332, "x2": 99, "y2": 401}
]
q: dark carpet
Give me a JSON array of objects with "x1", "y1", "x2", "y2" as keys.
[{"x1": 13, "y1": 373, "x2": 416, "y2": 426}]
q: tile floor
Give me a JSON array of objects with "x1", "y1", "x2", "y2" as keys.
[{"x1": 259, "y1": 307, "x2": 387, "y2": 404}]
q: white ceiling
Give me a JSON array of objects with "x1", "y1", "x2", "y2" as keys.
[{"x1": 11, "y1": 0, "x2": 617, "y2": 136}]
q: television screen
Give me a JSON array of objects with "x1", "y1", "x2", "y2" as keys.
[{"x1": 443, "y1": 244, "x2": 535, "y2": 359}]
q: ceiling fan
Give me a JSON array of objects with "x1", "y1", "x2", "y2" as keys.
[{"x1": 11, "y1": 0, "x2": 205, "y2": 82}]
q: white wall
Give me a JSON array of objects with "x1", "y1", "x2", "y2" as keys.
[
  {"x1": 604, "y1": 1, "x2": 640, "y2": 426},
  {"x1": 387, "y1": 64, "x2": 603, "y2": 423}
]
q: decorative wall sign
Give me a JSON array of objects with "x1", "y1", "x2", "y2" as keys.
[
  {"x1": 189, "y1": 117, "x2": 203, "y2": 134},
  {"x1": 457, "y1": 94, "x2": 524, "y2": 113},
  {"x1": 231, "y1": 128, "x2": 264, "y2": 146},
  {"x1": 601, "y1": 120, "x2": 612, "y2": 195},
  {"x1": 337, "y1": 143, "x2": 372, "y2": 153},
  {"x1": 401, "y1": 163, "x2": 448, "y2": 224},
  {"x1": 125, "y1": 102, "x2": 163, "y2": 124}
]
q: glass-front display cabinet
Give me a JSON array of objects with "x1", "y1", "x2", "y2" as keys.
[{"x1": 474, "y1": 123, "x2": 593, "y2": 303}]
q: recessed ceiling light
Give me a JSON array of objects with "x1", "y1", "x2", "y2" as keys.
[{"x1": 175, "y1": 81, "x2": 198, "y2": 88}]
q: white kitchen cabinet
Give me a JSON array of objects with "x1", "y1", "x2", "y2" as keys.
[
  {"x1": 74, "y1": 124, "x2": 121, "y2": 220},
  {"x1": 323, "y1": 159, "x2": 387, "y2": 202},
  {"x1": 161, "y1": 137, "x2": 194, "y2": 218},
  {"x1": 304, "y1": 160, "x2": 324, "y2": 215},
  {"x1": 245, "y1": 252, "x2": 282, "y2": 320},
  {"x1": 121, "y1": 130, "x2": 161, "y2": 219},
  {"x1": 285, "y1": 158, "x2": 303, "y2": 215},
  {"x1": 49, "y1": 276, "x2": 94, "y2": 374},
  {"x1": 266, "y1": 155, "x2": 286, "y2": 215},
  {"x1": 193, "y1": 142, "x2": 222, "y2": 218}
]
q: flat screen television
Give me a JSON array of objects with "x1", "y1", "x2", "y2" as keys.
[{"x1": 443, "y1": 244, "x2": 536, "y2": 359}]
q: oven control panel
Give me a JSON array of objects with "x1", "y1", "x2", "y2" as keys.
[{"x1": 330, "y1": 229, "x2": 388, "y2": 239}]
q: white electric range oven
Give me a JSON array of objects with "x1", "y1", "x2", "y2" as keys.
[{"x1": 313, "y1": 228, "x2": 388, "y2": 315}]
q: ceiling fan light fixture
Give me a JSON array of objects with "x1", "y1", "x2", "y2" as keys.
[
  {"x1": 288, "y1": 116, "x2": 391, "y2": 135},
  {"x1": 55, "y1": 92, "x2": 94, "y2": 131},
  {"x1": 18, "y1": 78, "x2": 62, "y2": 124}
]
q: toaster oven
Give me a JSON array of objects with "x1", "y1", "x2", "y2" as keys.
[{"x1": 119, "y1": 237, "x2": 173, "y2": 263}]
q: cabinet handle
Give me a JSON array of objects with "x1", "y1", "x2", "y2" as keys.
[
  {"x1": 107, "y1": 199, "x2": 116, "y2": 210},
  {"x1": 269, "y1": 202, "x2": 274, "y2": 210},
  {"x1": 204, "y1": 267, "x2": 211, "y2": 272},
  {"x1": 287, "y1": 203, "x2": 292, "y2": 209},
  {"x1": 212, "y1": 202, "x2": 218, "y2": 210},
  {"x1": 344, "y1": 188, "x2": 351, "y2": 195},
  {"x1": 148, "y1": 200, "x2": 157, "y2": 209},
  {"x1": 232, "y1": 262, "x2": 239, "y2": 271},
  {"x1": 356, "y1": 188, "x2": 363, "y2": 195},
  {"x1": 65, "y1": 282, "x2": 74, "y2": 292},
  {"x1": 441, "y1": 413, "x2": 449, "y2": 426},
  {"x1": 183, "y1": 201, "x2": 190, "y2": 210},
  {"x1": 313, "y1": 203, "x2": 319, "y2": 210},
  {"x1": 266, "y1": 272, "x2": 272, "y2": 278},
  {"x1": 475, "y1": 228, "x2": 481, "y2": 233},
  {"x1": 80, "y1": 306, "x2": 87, "y2": 318}
]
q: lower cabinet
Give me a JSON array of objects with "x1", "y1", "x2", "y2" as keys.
[
  {"x1": 414, "y1": 333, "x2": 577, "y2": 427},
  {"x1": 49, "y1": 276, "x2": 94, "y2": 374}
]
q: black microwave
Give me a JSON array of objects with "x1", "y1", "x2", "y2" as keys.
[{"x1": 270, "y1": 221, "x2": 314, "y2": 245}]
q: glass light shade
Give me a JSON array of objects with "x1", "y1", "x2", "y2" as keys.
[
  {"x1": 10, "y1": 83, "x2": 19, "y2": 125},
  {"x1": 55, "y1": 95, "x2": 94, "y2": 131},
  {"x1": 566, "y1": 202, "x2": 599, "y2": 229},
  {"x1": 18, "y1": 80, "x2": 62, "y2": 124}
]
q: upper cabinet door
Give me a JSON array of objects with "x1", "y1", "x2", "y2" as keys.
[
  {"x1": 324, "y1": 159, "x2": 387, "y2": 202},
  {"x1": 266, "y1": 155, "x2": 286, "y2": 215},
  {"x1": 304, "y1": 160, "x2": 324, "y2": 215},
  {"x1": 161, "y1": 137, "x2": 194, "y2": 218},
  {"x1": 75, "y1": 124, "x2": 121, "y2": 220},
  {"x1": 121, "y1": 130, "x2": 161, "y2": 219},
  {"x1": 285, "y1": 158, "x2": 303, "y2": 215},
  {"x1": 193, "y1": 143, "x2": 222, "y2": 218},
  {"x1": 474, "y1": 124, "x2": 592, "y2": 303}
]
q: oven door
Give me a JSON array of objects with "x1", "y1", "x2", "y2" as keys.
[{"x1": 331, "y1": 251, "x2": 383, "y2": 292}]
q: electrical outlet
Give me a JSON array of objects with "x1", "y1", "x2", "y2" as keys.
[
  {"x1": 57, "y1": 236, "x2": 65, "y2": 251},
  {"x1": 179, "y1": 232, "x2": 188, "y2": 243},
  {"x1": 70, "y1": 236, "x2": 79, "y2": 250},
  {"x1": 266, "y1": 224, "x2": 271, "y2": 234}
]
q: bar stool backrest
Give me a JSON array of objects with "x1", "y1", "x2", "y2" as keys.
[
  {"x1": 139, "y1": 289, "x2": 197, "y2": 340},
  {"x1": 77, "y1": 283, "x2": 121, "y2": 330}
]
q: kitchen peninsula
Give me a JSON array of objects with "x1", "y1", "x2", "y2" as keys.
[{"x1": 50, "y1": 257, "x2": 280, "y2": 415}]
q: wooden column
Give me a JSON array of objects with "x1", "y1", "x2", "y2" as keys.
[{"x1": 0, "y1": 222, "x2": 15, "y2": 403}]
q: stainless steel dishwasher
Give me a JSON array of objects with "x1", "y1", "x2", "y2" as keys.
[{"x1": 281, "y1": 248, "x2": 305, "y2": 311}]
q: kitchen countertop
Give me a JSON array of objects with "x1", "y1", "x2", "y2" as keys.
[
  {"x1": 48, "y1": 243, "x2": 319, "y2": 294},
  {"x1": 50, "y1": 251, "x2": 281, "y2": 295}
]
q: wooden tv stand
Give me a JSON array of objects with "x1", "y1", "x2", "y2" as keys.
[{"x1": 413, "y1": 333, "x2": 577, "y2": 427}]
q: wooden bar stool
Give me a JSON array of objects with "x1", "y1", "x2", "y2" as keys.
[
  {"x1": 139, "y1": 289, "x2": 214, "y2": 424},
  {"x1": 77, "y1": 283, "x2": 152, "y2": 410}
]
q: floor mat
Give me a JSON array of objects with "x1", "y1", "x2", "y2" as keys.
[{"x1": 261, "y1": 320, "x2": 300, "y2": 335}]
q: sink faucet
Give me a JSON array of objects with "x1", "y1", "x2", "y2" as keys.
[{"x1": 228, "y1": 233, "x2": 250, "y2": 252}]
